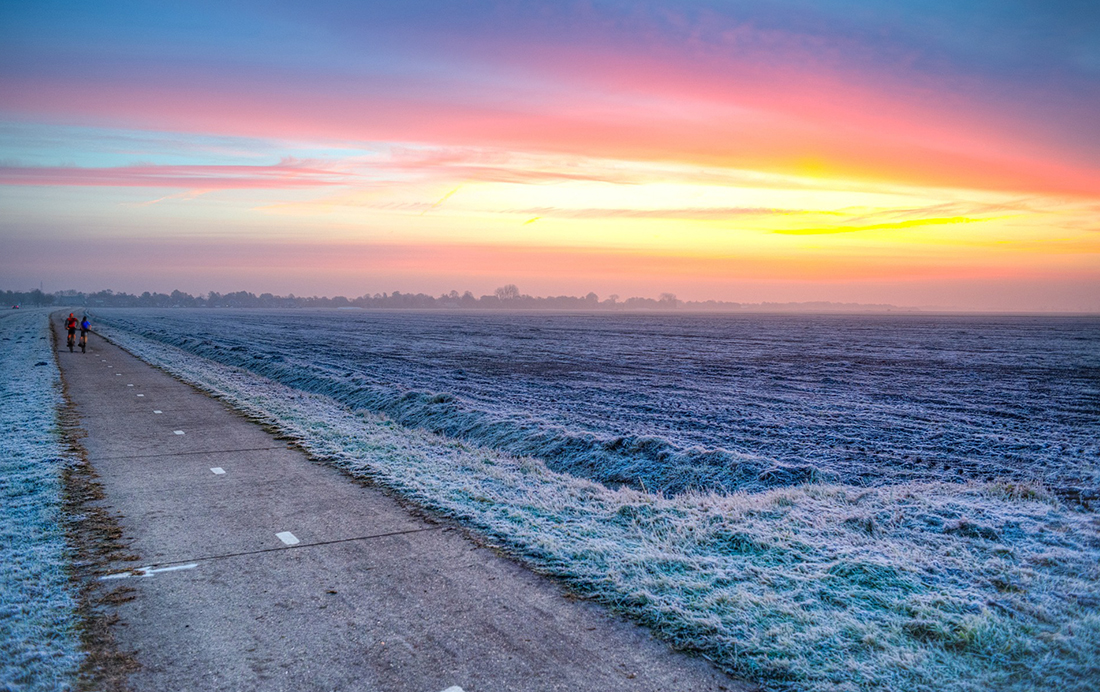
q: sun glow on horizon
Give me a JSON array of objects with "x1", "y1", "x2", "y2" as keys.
[{"x1": 1, "y1": 2, "x2": 1098, "y2": 311}]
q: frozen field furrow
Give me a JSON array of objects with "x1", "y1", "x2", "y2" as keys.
[
  {"x1": 92, "y1": 310, "x2": 1100, "y2": 692},
  {"x1": 94, "y1": 310, "x2": 1100, "y2": 495}
]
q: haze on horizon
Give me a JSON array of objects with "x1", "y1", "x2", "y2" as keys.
[{"x1": 2, "y1": 1, "x2": 1098, "y2": 312}]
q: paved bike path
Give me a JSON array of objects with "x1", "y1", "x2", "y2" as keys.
[{"x1": 53, "y1": 317, "x2": 747, "y2": 692}]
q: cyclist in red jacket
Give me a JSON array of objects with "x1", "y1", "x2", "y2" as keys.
[{"x1": 65, "y1": 313, "x2": 78, "y2": 352}]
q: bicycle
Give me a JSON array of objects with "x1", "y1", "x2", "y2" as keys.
[{"x1": 64, "y1": 313, "x2": 78, "y2": 353}]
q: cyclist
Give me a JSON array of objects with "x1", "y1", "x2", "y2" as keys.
[
  {"x1": 79, "y1": 315, "x2": 91, "y2": 353},
  {"x1": 65, "y1": 313, "x2": 78, "y2": 352}
]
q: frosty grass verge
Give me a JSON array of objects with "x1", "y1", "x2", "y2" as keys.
[
  {"x1": 100, "y1": 321, "x2": 1100, "y2": 692},
  {"x1": 1, "y1": 311, "x2": 83, "y2": 691}
]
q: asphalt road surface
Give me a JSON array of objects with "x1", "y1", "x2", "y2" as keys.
[{"x1": 54, "y1": 316, "x2": 748, "y2": 692}]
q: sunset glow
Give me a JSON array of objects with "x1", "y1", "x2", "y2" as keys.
[{"x1": 2, "y1": 1, "x2": 1098, "y2": 310}]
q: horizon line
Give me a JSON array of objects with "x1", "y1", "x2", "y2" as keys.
[{"x1": 5, "y1": 286, "x2": 1099, "y2": 316}]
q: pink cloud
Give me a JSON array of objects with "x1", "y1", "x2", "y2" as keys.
[
  {"x1": 4, "y1": 41, "x2": 1100, "y2": 198},
  {"x1": 0, "y1": 159, "x2": 350, "y2": 189}
]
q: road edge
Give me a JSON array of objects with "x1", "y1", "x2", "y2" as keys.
[{"x1": 51, "y1": 312, "x2": 141, "y2": 692}]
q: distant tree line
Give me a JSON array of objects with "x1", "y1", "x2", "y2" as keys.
[
  {"x1": 2, "y1": 286, "x2": 906, "y2": 312},
  {"x1": 2, "y1": 286, "x2": 684, "y2": 310}
]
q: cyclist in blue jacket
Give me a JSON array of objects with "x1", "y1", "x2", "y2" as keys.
[{"x1": 79, "y1": 315, "x2": 91, "y2": 353}]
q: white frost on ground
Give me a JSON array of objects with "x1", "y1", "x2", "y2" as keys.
[
  {"x1": 0, "y1": 310, "x2": 82, "y2": 691},
  {"x1": 92, "y1": 309, "x2": 1100, "y2": 496},
  {"x1": 100, "y1": 321, "x2": 1100, "y2": 692}
]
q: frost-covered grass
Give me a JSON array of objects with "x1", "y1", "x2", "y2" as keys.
[
  {"x1": 92, "y1": 309, "x2": 1100, "y2": 496},
  {"x1": 101, "y1": 322, "x2": 1100, "y2": 692},
  {"x1": 0, "y1": 311, "x2": 82, "y2": 691}
]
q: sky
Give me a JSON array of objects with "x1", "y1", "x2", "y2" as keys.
[{"x1": 1, "y1": 0, "x2": 1098, "y2": 311}]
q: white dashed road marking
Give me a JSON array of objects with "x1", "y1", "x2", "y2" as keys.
[
  {"x1": 127, "y1": 384, "x2": 134, "y2": 387},
  {"x1": 137, "y1": 394, "x2": 144, "y2": 397},
  {"x1": 276, "y1": 532, "x2": 300, "y2": 546},
  {"x1": 100, "y1": 563, "x2": 198, "y2": 580},
  {"x1": 154, "y1": 410, "x2": 162, "y2": 414},
  {"x1": 440, "y1": 687, "x2": 466, "y2": 692},
  {"x1": 173, "y1": 430, "x2": 185, "y2": 435},
  {"x1": 211, "y1": 467, "x2": 225, "y2": 475}
]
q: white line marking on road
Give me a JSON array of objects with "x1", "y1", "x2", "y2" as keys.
[
  {"x1": 137, "y1": 394, "x2": 144, "y2": 397},
  {"x1": 211, "y1": 467, "x2": 225, "y2": 475},
  {"x1": 276, "y1": 531, "x2": 300, "y2": 546},
  {"x1": 174, "y1": 430, "x2": 185, "y2": 435},
  {"x1": 100, "y1": 563, "x2": 198, "y2": 580},
  {"x1": 127, "y1": 384, "x2": 133, "y2": 387},
  {"x1": 154, "y1": 410, "x2": 162, "y2": 414},
  {"x1": 440, "y1": 687, "x2": 466, "y2": 692}
]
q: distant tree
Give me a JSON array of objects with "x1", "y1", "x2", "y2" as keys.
[
  {"x1": 495, "y1": 284, "x2": 520, "y2": 300},
  {"x1": 28, "y1": 288, "x2": 52, "y2": 306},
  {"x1": 658, "y1": 292, "x2": 679, "y2": 308},
  {"x1": 170, "y1": 289, "x2": 197, "y2": 307},
  {"x1": 624, "y1": 296, "x2": 658, "y2": 309}
]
